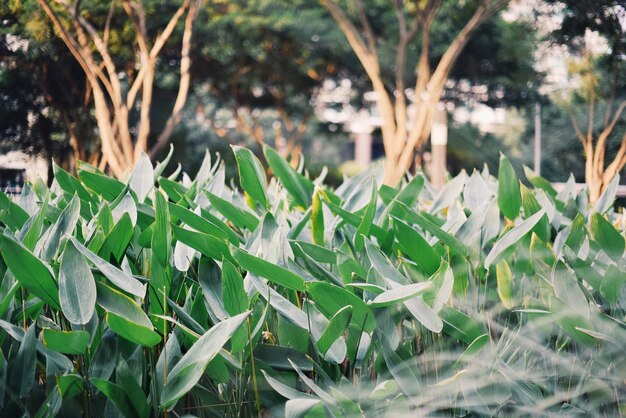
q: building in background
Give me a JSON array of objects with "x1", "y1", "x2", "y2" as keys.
[{"x1": 0, "y1": 150, "x2": 48, "y2": 194}]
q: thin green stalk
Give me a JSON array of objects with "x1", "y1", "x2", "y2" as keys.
[{"x1": 247, "y1": 317, "x2": 262, "y2": 417}]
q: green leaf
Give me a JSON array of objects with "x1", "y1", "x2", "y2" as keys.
[
  {"x1": 41, "y1": 329, "x2": 89, "y2": 355},
  {"x1": 129, "y1": 153, "x2": 154, "y2": 203},
  {"x1": 53, "y1": 162, "x2": 97, "y2": 207},
  {"x1": 96, "y1": 282, "x2": 159, "y2": 346},
  {"x1": 307, "y1": 282, "x2": 375, "y2": 332},
  {"x1": 152, "y1": 192, "x2": 172, "y2": 267},
  {"x1": 169, "y1": 203, "x2": 235, "y2": 243},
  {"x1": 368, "y1": 282, "x2": 432, "y2": 308},
  {"x1": 484, "y1": 209, "x2": 546, "y2": 268},
  {"x1": 589, "y1": 212, "x2": 624, "y2": 261},
  {"x1": 107, "y1": 312, "x2": 161, "y2": 347},
  {"x1": 21, "y1": 193, "x2": 49, "y2": 251},
  {"x1": 161, "y1": 311, "x2": 250, "y2": 408},
  {"x1": 11, "y1": 325, "x2": 36, "y2": 398},
  {"x1": 600, "y1": 265, "x2": 625, "y2": 305},
  {"x1": 232, "y1": 145, "x2": 268, "y2": 208},
  {"x1": 354, "y1": 182, "x2": 377, "y2": 251},
  {"x1": 565, "y1": 214, "x2": 586, "y2": 254},
  {"x1": 317, "y1": 306, "x2": 352, "y2": 355},
  {"x1": 498, "y1": 154, "x2": 521, "y2": 220},
  {"x1": 222, "y1": 259, "x2": 247, "y2": 316},
  {"x1": 311, "y1": 188, "x2": 325, "y2": 246},
  {"x1": 78, "y1": 170, "x2": 125, "y2": 201},
  {"x1": 91, "y1": 378, "x2": 138, "y2": 418},
  {"x1": 440, "y1": 306, "x2": 485, "y2": 345},
  {"x1": 521, "y1": 185, "x2": 550, "y2": 242},
  {"x1": 230, "y1": 245, "x2": 305, "y2": 292},
  {"x1": 263, "y1": 144, "x2": 314, "y2": 207},
  {"x1": 99, "y1": 213, "x2": 133, "y2": 262},
  {"x1": 38, "y1": 194, "x2": 80, "y2": 261},
  {"x1": 523, "y1": 165, "x2": 557, "y2": 198},
  {"x1": 496, "y1": 260, "x2": 515, "y2": 309},
  {"x1": 1, "y1": 230, "x2": 60, "y2": 309},
  {"x1": 552, "y1": 261, "x2": 589, "y2": 319},
  {"x1": 0, "y1": 190, "x2": 29, "y2": 229},
  {"x1": 70, "y1": 236, "x2": 146, "y2": 298},
  {"x1": 206, "y1": 192, "x2": 259, "y2": 231},
  {"x1": 393, "y1": 217, "x2": 440, "y2": 275},
  {"x1": 391, "y1": 203, "x2": 470, "y2": 257},
  {"x1": 172, "y1": 225, "x2": 232, "y2": 262},
  {"x1": 59, "y1": 239, "x2": 97, "y2": 324}
]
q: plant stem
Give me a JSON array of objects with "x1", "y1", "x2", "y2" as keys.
[{"x1": 247, "y1": 317, "x2": 262, "y2": 417}]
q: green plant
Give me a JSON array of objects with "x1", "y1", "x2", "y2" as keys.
[{"x1": 0, "y1": 146, "x2": 624, "y2": 417}]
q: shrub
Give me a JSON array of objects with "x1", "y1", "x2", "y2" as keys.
[{"x1": 0, "y1": 146, "x2": 624, "y2": 417}]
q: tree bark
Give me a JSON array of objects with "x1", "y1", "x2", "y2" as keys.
[{"x1": 322, "y1": 0, "x2": 507, "y2": 186}]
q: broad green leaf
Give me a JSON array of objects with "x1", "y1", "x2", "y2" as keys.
[
  {"x1": 523, "y1": 165, "x2": 557, "y2": 198},
  {"x1": 96, "y1": 282, "x2": 157, "y2": 344},
  {"x1": 594, "y1": 174, "x2": 619, "y2": 214},
  {"x1": 263, "y1": 144, "x2": 314, "y2": 207},
  {"x1": 78, "y1": 169, "x2": 125, "y2": 201},
  {"x1": 91, "y1": 378, "x2": 139, "y2": 418},
  {"x1": 1, "y1": 230, "x2": 60, "y2": 309},
  {"x1": 99, "y1": 213, "x2": 133, "y2": 262},
  {"x1": 222, "y1": 259, "x2": 247, "y2": 316},
  {"x1": 565, "y1": 214, "x2": 586, "y2": 254},
  {"x1": 317, "y1": 305, "x2": 352, "y2": 355},
  {"x1": 552, "y1": 261, "x2": 589, "y2": 319},
  {"x1": 11, "y1": 325, "x2": 36, "y2": 398},
  {"x1": 232, "y1": 145, "x2": 268, "y2": 208},
  {"x1": 53, "y1": 162, "x2": 96, "y2": 206},
  {"x1": 354, "y1": 182, "x2": 377, "y2": 251},
  {"x1": 261, "y1": 370, "x2": 314, "y2": 400},
  {"x1": 152, "y1": 191, "x2": 172, "y2": 267},
  {"x1": 521, "y1": 185, "x2": 550, "y2": 242},
  {"x1": 168, "y1": 203, "x2": 235, "y2": 243},
  {"x1": 498, "y1": 154, "x2": 521, "y2": 220},
  {"x1": 21, "y1": 193, "x2": 49, "y2": 251},
  {"x1": 589, "y1": 212, "x2": 624, "y2": 261},
  {"x1": 307, "y1": 282, "x2": 375, "y2": 332},
  {"x1": 107, "y1": 312, "x2": 161, "y2": 347},
  {"x1": 368, "y1": 282, "x2": 431, "y2": 308},
  {"x1": 484, "y1": 209, "x2": 546, "y2": 268},
  {"x1": 129, "y1": 152, "x2": 154, "y2": 203},
  {"x1": 393, "y1": 217, "x2": 440, "y2": 275},
  {"x1": 70, "y1": 236, "x2": 145, "y2": 298},
  {"x1": 230, "y1": 245, "x2": 305, "y2": 292},
  {"x1": 173, "y1": 225, "x2": 232, "y2": 262},
  {"x1": 206, "y1": 192, "x2": 259, "y2": 231},
  {"x1": 600, "y1": 264, "x2": 625, "y2": 305},
  {"x1": 0, "y1": 190, "x2": 29, "y2": 229},
  {"x1": 440, "y1": 306, "x2": 485, "y2": 345},
  {"x1": 161, "y1": 311, "x2": 250, "y2": 408},
  {"x1": 391, "y1": 203, "x2": 470, "y2": 257},
  {"x1": 41, "y1": 329, "x2": 89, "y2": 355},
  {"x1": 59, "y1": 239, "x2": 96, "y2": 324},
  {"x1": 221, "y1": 260, "x2": 249, "y2": 353},
  {"x1": 311, "y1": 187, "x2": 325, "y2": 246},
  {"x1": 496, "y1": 260, "x2": 515, "y2": 309},
  {"x1": 38, "y1": 194, "x2": 80, "y2": 261}
]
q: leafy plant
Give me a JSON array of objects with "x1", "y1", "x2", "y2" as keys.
[{"x1": 0, "y1": 147, "x2": 624, "y2": 417}]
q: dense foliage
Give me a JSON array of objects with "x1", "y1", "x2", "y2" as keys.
[{"x1": 0, "y1": 145, "x2": 624, "y2": 417}]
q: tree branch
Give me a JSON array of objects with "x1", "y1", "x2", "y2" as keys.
[{"x1": 149, "y1": 0, "x2": 199, "y2": 159}]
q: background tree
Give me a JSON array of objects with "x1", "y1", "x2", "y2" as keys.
[
  {"x1": 35, "y1": 0, "x2": 201, "y2": 177},
  {"x1": 544, "y1": 0, "x2": 626, "y2": 203},
  {"x1": 321, "y1": 0, "x2": 509, "y2": 186}
]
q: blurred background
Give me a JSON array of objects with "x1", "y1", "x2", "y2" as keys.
[{"x1": 0, "y1": 0, "x2": 624, "y2": 193}]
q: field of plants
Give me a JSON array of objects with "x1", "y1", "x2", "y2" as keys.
[{"x1": 0, "y1": 145, "x2": 624, "y2": 417}]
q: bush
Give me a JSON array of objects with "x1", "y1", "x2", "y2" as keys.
[{"x1": 0, "y1": 145, "x2": 624, "y2": 417}]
